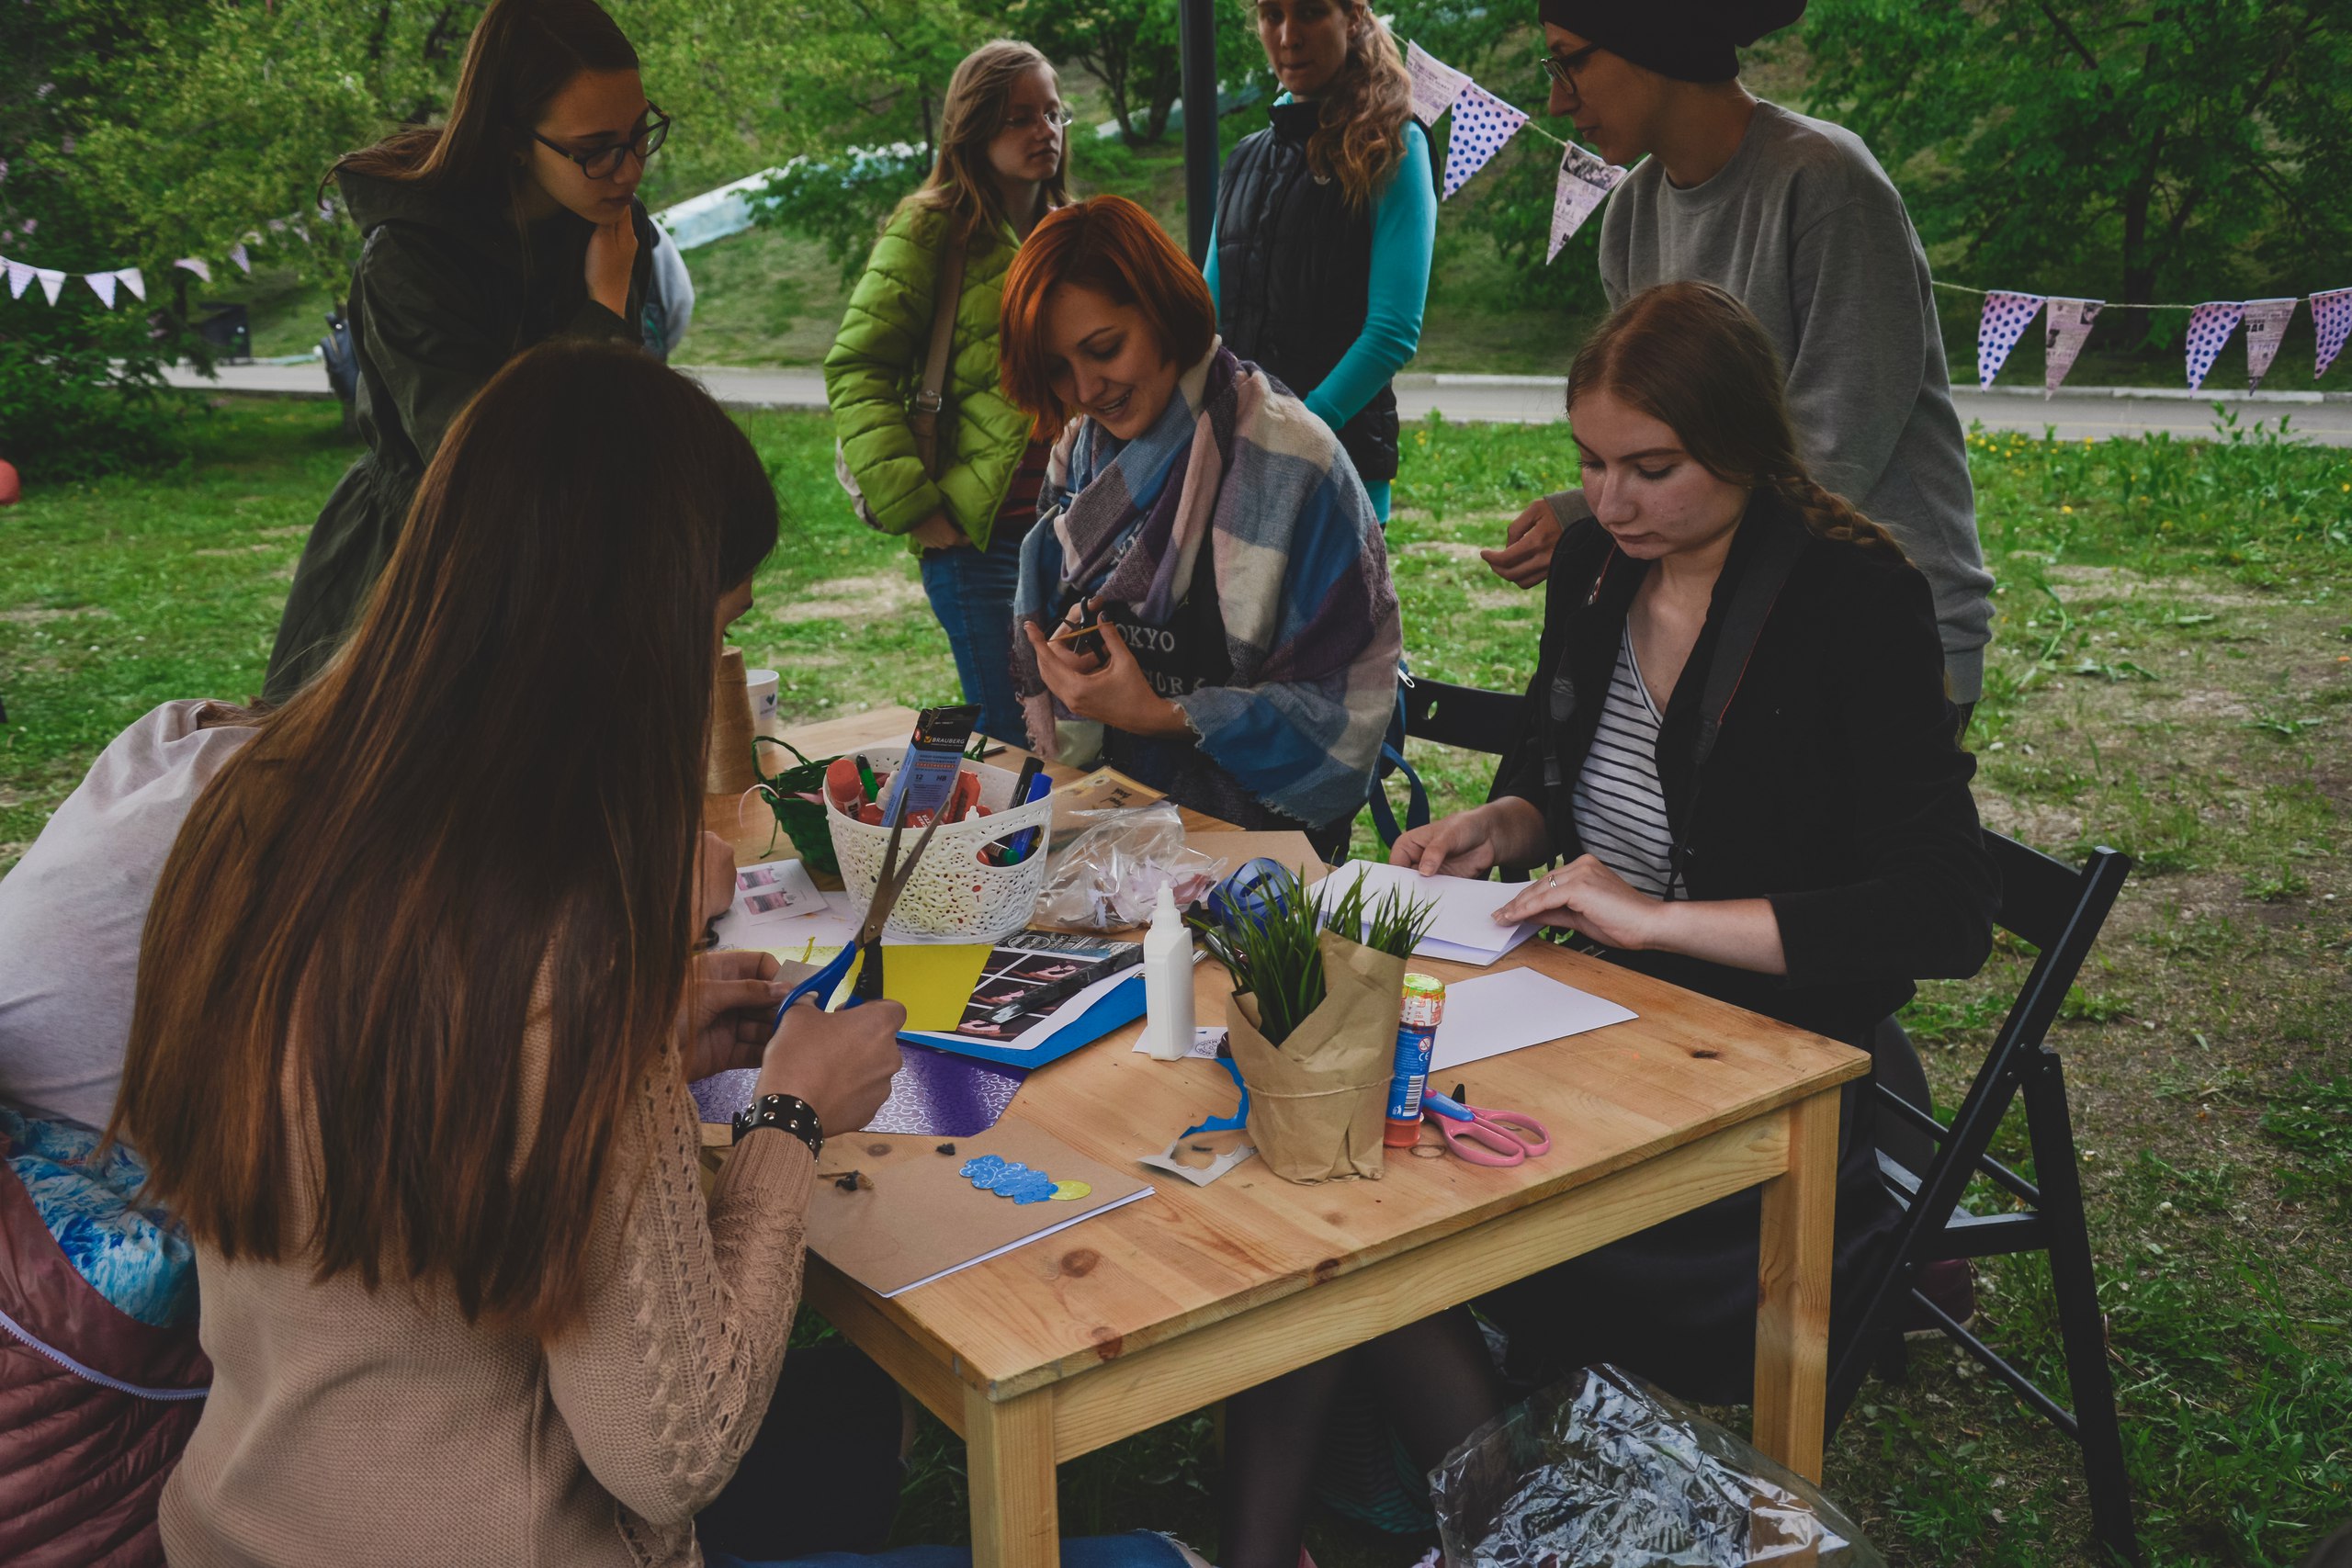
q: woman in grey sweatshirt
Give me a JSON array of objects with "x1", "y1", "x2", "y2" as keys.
[{"x1": 1483, "y1": 0, "x2": 1996, "y2": 710}]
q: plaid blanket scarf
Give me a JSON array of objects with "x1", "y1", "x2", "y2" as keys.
[{"x1": 1012, "y1": 343, "x2": 1401, "y2": 828}]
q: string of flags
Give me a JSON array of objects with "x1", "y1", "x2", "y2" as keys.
[
  {"x1": 1408, "y1": 41, "x2": 1626, "y2": 262},
  {"x1": 1969, "y1": 284, "x2": 2350, "y2": 394},
  {"x1": 0, "y1": 219, "x2": 305, "y2": 310}
]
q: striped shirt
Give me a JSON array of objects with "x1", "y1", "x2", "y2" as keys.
[{"x1": 1571, "y1": 626, "x2": 1682, "y2": 899}]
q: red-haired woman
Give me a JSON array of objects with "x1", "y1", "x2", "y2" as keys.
[
  {"x1": 116, "y1": 340, "x2": 920, "y2": 1565},
  {"x1": 1215, "y1": 283, "x2": 1996, "y2": 1566},
  {"x1": 1209, "y1": 0, "x2": 1434, "y2": 522},
  {"x1": 265, "y1": 0, "x2": 667, "y2": 701},
  {"x1": 1001, "y1": 196, "x2": 1403, "y2": 853}
]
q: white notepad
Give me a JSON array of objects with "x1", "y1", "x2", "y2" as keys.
[{"x1": 1319, "y1": 861, "x2": 1536, "y2": 966}]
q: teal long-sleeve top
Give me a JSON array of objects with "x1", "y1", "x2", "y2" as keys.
[{"x1": 1204, "y1": 113, "x2": 1436, "y2": 516}]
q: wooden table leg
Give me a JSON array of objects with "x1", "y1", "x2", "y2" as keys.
[
  {"x1": 966, "y1": 1382, "x2": 1058, "y2": 1568},
  {"x1": 1752, "y1": 1086, "x2": 1841, "y2": 1483}
]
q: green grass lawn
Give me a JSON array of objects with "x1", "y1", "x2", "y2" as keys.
[{"x1": 3, "y1": 396, "x2": 2348, "y2": 1565}]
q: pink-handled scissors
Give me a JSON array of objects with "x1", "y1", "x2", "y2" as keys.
[{"x1": 1422, "y1": 1089, "x2": 1552, "y2": 1168}]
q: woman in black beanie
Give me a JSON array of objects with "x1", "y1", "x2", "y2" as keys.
[{"x1": 1483, "y1": 0, "x2": 1997, "y2": 734}]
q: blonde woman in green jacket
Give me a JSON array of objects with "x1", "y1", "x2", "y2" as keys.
[{"x1": 825, "y1": 40, "x2": 1069, "y2": 743}]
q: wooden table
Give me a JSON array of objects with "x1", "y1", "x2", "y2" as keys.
[{"x1": 707, "y1": 715, "x2": 1868, "y2": 1565}]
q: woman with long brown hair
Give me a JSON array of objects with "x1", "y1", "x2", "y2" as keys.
[
  {"x1": 827, "y1": 39, "x2": 1073, "y2": 746},
  {"x1": 1207, "y1": 0, "x2": 1436, "y2": 521},
  {"x1": 264, "y1": 0, "x2": 670, "y2": 701},
  {"x1": 1214, "y1": 282, "x2": 1996, "y2": 1563},
  {"x1": 115, "y1": 340, "x2": 917, "y2": 1565}
]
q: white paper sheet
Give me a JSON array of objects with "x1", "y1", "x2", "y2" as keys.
[
  {"x1": 1318, "y1": 861, "x2": 1535, "y2": 965},
  {"x1": 1429, "y1": 965, "x2": 1637, "y2": 1073},
  {"x1": 1133, "y1": 1026, "x2": 1228, "y2": 1060}
]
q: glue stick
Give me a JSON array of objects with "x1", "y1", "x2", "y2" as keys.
[
  {"x1": 1384, "y1": 974, "x2": 1447, "y2": 1148},
  {"x1": 1142, "y1": 884, "x2": 1194, "y2": 1060}
]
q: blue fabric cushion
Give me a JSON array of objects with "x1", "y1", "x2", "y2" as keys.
[{"x1": 1, "y1": 1105, "x2": 196, "y2": 1328}]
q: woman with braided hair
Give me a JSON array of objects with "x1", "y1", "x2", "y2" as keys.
[{"x1": 1214, "y1": 284, "x2": 1996, "y2": 1559}]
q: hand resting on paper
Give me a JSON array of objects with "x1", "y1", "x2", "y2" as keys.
[
  {"x1": 1022, "y1": 604, "x2": 1190, "y2": 738},
  {"x1": 1390, "y1": 796, "x2": 1552, "y2": 880},
  {"x1": 1492, "y1": 855, "x2": 1791, "y2": 976},
  {"x1": 759, "y1": 994, "x2": 907, "y2": 1137}
]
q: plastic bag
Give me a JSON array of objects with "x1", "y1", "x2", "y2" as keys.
[
  {"x1": 1035, "y1": 803, "x2": 1228, "y2": 931},
  {"x1": 1430, "y1": 1364, "x2": 1885, "y2": 1568}
]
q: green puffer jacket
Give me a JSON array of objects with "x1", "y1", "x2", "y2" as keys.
[{"x1": 824, "y1": 202, "x2": 1034, "y2": 550}]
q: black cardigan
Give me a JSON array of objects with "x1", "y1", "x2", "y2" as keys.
[{"x1": 1493, "y1": 494, "x2": 1998, "y2": 1044}]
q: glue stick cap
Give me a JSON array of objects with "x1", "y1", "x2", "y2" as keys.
[{"x1": 1152, "y1": 882, "x2": 1181, "y2": 931}]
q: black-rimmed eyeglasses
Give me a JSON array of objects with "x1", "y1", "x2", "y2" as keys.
[
  {"x1": 528, "y1": 106, "x2": 671, "y2": 181},
  {"x1": 1537, "y1": 45, "x2": 1600, "y2": 96}
]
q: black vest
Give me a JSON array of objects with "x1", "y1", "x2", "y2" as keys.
[{"x1": 1213, "y1": 101, "x2": 1400, "y2": 483}]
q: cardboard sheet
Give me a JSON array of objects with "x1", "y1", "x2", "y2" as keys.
[
  {"x1": 807, "y1": 1119, "x2": 1153, "y2": 1297},
  {"x1": 1317, "y1": 861, "x2": 1536, "y2": 965},
  {"x1": 1428, "y1": 965, "x2": 1638, "y2": 1073}
]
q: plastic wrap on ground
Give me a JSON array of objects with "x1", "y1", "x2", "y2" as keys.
[{"x1": 1430, "y1": 1364, "x2": 1885, "y2": 1568}]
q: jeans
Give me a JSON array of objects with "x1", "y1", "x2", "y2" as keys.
[
  {"x1": 709, "y1": 1531, "x2": 1194, "y2": 1568},
  {"x1": 920, "y1": 532, "x2": 1027, "y2": 747}
]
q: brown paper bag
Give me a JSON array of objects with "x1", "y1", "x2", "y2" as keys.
[{"x1": 1226, "y1": 930, "x2": 1404, "y2": 1183}]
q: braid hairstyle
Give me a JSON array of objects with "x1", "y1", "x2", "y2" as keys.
[{"x1": 1566, "y1": 280, "x2": 1909, "y2": 562}]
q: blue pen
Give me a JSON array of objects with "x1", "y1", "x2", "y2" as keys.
[{"x1": 1004, "y1": 766, "x2": 1053, "y2": 863}]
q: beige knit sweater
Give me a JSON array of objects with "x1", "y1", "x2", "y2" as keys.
[{"x1": 158, "y1": 1017, "x2": 813, "y2": 1568}]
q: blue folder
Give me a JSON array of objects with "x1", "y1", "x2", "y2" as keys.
[{"x1": 898, "y1": 970, "x2": 1148, "y2": 1070}]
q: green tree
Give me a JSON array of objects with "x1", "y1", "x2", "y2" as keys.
[{"x1": 1803, "y1": 0, "x2": 2352, "y2": 317}]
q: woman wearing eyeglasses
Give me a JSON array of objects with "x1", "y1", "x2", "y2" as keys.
[
  {"x1": 826, "y1": 41, "x2": 1073, "y2": 748},
  {"x1": 1207, "y1": 0, "x2": 1435, "y2": 524},
  {"x1": 262, "y1": 0, "x2": 670, "y2": 701}
]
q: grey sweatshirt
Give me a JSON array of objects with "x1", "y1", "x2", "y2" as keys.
[{"x1": 1587, "y1": 100, "x2": 1994, "y2": 703}]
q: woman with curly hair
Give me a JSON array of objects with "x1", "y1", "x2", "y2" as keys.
[
  {"x1": 1209, "y1": 0, "x2": 1436, "y2": 521},
  {"x1": 1215, "y1": 282, "x2": 1997, "y2": 1562}
]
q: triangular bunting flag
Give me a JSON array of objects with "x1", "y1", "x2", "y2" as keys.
[
  {"x1": 85, "y1": 271, "x2": 118, "y2": 308},
  {"x1": 1405, "y1": 41, "x2": 1471, "y2": 126},
  {"x1": 173, "y1": 256, "x2": 212, "y2": 285},
  {"x1": 5, "y1": 257, "x2": 33, "y2": 300},
  {"x1": 2184, "y1": 300, "x2": 2245, "y2": 391},
  {"x1": 1547, "y1": 141, "x2": 1625, "y2": 263},
  {"x1": 2043, "y1": 298, "x2": 2102, "y2": 398},
  {"x1": 1441, "y1": 85, "x2": 1529, "y2": 199},
  {"x1": 229, "y1": 242, "x2": 252, "y2": 274},
  {"x1": 36, "y1": 268, "x2": 64, "y2": 305},
  {"x1": 2314, "y1": 288, "x2": 2352, "y2": 380},
  {"x1": 2239, "y1": 298, "x2": 2297, "y2": 391},
  {"x1": 115, "y1": 266, "x2": 145, "y2": 302},
  {"x1": 1975, "y1": 291, "x2": 2043, "y2": 388}
]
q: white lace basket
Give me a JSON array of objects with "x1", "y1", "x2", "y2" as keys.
[{"x1": 826, "y1": 750, "x2": 1054, "y2": 942}]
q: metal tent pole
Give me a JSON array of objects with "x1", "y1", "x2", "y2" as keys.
[{"x1": 1179, "y1": 0, "x2": 1217, "y2": 264}]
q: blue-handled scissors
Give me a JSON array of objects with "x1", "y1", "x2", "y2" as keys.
[
  {"x1": 1423, "y1": 1089, "x2": 1552, "y2": 1168},
  {"x1": 772, "y1": 798, "x2": 944, "y2": 1024}
]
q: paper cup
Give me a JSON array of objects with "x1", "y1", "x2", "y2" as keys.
[{"x1": 745, "y1": 668, "x2": 781, "y2": 733}]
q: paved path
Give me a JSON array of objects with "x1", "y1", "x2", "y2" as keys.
[{"x1": 164, "y1": 360, "x2": 2352, "y2": 446}]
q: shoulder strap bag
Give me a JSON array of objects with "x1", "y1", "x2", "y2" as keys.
[{"x1": 835, "y1": 231, "x2": 969, "y2": 531}]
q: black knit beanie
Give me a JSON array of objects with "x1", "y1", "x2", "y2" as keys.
[{"x1": 1535, "y1": 0, "x2": 1806, "y2": 83}]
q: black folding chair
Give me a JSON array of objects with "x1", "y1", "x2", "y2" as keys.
[
  {"x1": 1401, "y1": 676, "x2": 1521, "y2": 755},
  {"x1": 1830, "y1": 831, "x2": 2139, "y2": 1563}
]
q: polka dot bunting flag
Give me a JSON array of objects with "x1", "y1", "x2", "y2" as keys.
[
  {"x1": 1442, "y1": 85, "x2": 1530, "y2": 200},
  {"x1": 2312, "y1": 288, "x2": 2352, "y2": 381},
  {"x1": 2184, "y1": 301, "x2": 2245, "y2": 392},
  {"x1": 1975, "y1": 291, "x2": 2044, "y2": 388}
]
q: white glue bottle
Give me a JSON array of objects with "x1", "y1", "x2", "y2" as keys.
[{"x1": 1142, "y1": 883, "x2": 1195, "y2": 1061}]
